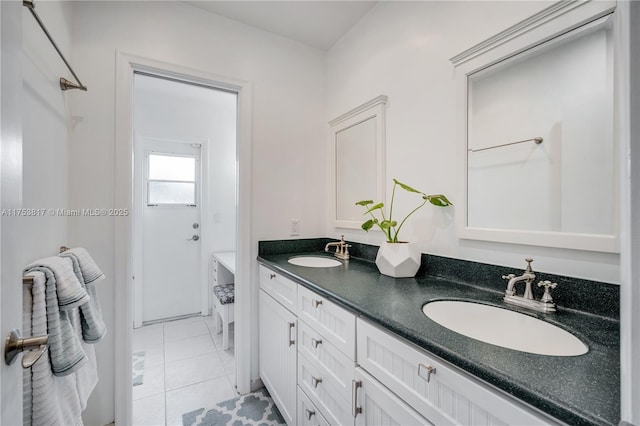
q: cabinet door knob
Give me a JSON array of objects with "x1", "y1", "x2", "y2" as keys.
[
  {"x1": 269, "y1": 273, "x2": 276, "y2": 279},
  {"x1": 311, "y1": 338, "x2": 323, "y2": 348},
  {"x1": 312, "y1": 376, "x2": 323, "y2": 388},
  {"x1": 305, "y1": 408, "x2": 316, "y2": 420},
  {"x1": 312, "y1": 299, "x2": 323, "y2": 308},
  {"x1": 418, "y1": 363, "x2": 437, "y2": 383}
]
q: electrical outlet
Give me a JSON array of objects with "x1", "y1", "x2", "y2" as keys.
[{"x1": 290, "y1": 219, "x2": 300, "y2": 236}]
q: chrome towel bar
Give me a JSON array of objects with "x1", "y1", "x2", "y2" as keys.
[{"x1": 23, "y1": 0, "x2": 87, "y2": 91}]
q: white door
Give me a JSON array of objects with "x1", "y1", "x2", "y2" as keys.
[
  {"x1": 141, "y1": 139, "x2": 202, "y2": 323},
  {"x1": 1, "y1": 1, "x2": 26, "y2": 422}
]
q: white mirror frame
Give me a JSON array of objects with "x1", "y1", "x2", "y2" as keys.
[
  {"x1": 451, "y1": 0, "x2": 619, "y2": 253},
  {"x1": 330, "y1": 95, "x2": 387, "y2": 229}
]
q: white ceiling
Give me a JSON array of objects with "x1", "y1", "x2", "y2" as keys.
[{"x1": 184, "y1": 1, "x2": 378, "y2": 51}]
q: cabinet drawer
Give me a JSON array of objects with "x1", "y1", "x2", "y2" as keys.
[
  {"x1": 354, "y1": 367, "x2": 430, "y2": 426},
  {"x1": 298, "y1": 320, "x2": 355, "y2": 402},
  {"x1": 297, "y1": 285, "x2": 355, "y2": 359},
  {"x1": 357, "y1": 319, "x2": 556, "y2": 426},
  {"x1": 297, "y1": 386, "x2": 331, "y2": 426},
  {"x1": 259, "y1": 265, "x2": 297, "y2": 313},
  {"x1": 298, "y1": 353, "x2": 353, "y2": 426}
]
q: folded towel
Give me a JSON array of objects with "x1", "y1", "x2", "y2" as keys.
[
  {"x1": 59, "y1": 249, "x2": 106, "y2": 343},
  {"x1": 25, "y1": 271, "x2": 83, "y2": 426},
  {"x1": 24, "y1": 257, "x2": 88, "y2": 376},
  {"x1": 59, "y1": 247, "x2": 105, "y2": 285},
  {"x1": 24, "y1": 256, "x2": 89, "y2": 310}
]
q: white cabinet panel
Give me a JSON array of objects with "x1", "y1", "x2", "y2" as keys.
[
  {"x1": 298, "y1": 353, "x2": 354, "y2": 426},
  {"x1": 259, "y1": 265, "x2": 297, "y2": 312},
  {"x1": 297, "y1": 386, "x2": 331, "y2": 426},
  {"x1": 354, "y1": 367, "x2": 430, "y2": 426},
  {"x1": 298, "y1": 320, "x2": 355, "y2": 402},
  {"x1": 298, "y1": 285, "x2": 356, "y2": 358},
  {"x1": 356, "y1": 319, "x2": 556, "y2": 426},
  {"x1": 259, "y1": 290, "x2": 297, "y2": 425}
]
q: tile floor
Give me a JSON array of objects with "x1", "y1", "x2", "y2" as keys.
[{"x1": 132, "y1": 315, "x2": 236, "y2": 425}]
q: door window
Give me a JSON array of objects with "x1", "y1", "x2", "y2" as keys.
[{"x1": 147, "y1": 153, "x2": 198, "y2": 206}]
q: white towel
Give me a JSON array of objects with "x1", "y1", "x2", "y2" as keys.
[
  {"x1": 25, "y1": 271, "x2": 83, "y2": 426},
  {"x1": 24, "y1": 257, "x2": 88, "y2": 376},
  {"x1": 59, "y1": 248, "x2": 106, "y2": 343}
]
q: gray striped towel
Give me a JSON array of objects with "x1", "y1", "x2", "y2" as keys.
[
  {"x1": 24, "y1": 257, "x2": 88, "y2": 376},
  {"x1": 24, "y1": 271, "x2": 84, "y2": 426},
  {"x1": 59, "y1": 248, "x2": 106, "y2": 343}
]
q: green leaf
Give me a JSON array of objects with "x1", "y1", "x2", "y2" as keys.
[
  {"x1": 364, "y1": 202, "x2": 384, "y2": 214},
  {"x1": 361, "y1": 219, "x2": 375, "y2": 231},
  {"x1": 355, "y1": 200, "x2": 374, "y2": 206},
  {"x1": 393, "y1": 178, "x2": 421, "y2": 194},
  {"x1": 379, "y1": 220, "x2": 398, "y2": 230},
  {"x1": 425, "y1": 194, "x2": 453, "y2": 207}
]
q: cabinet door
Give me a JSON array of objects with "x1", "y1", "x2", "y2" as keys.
[
  {"x1": 354, "y1": 367, "x2": 430, "y2": 426},
  {"x1": 259, "y1": 290, "x2": 297, "y2": 425},
  {"x1": 357, "y1": 319, "x2": 556, "y2": 426}
]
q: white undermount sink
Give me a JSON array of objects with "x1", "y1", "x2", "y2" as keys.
[
  {"x1": 287, "y1": 256, "x2": 342, "y2": 268},
  {"x1": 422, "y1": 300, "x2": 588, "y2": 356}
]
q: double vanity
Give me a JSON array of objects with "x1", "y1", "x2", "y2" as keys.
[{"x1": 257, "y1": 238, "x2": 620, "y2": 426}]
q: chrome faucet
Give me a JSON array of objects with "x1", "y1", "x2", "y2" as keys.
[
  {"x1": 502, "y1": 258, "x2": 558, "y2": 313},
  {"x1": 324, "y1": 235, "x2": 351, "y2": 260}
]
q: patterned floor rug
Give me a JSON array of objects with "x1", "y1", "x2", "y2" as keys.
[
  {"x1": 182, "y1": 388, "x2": 285, "y2": 426},
  {"x1": 132, "y1": 351, "x2": 145, "y2": 386}
]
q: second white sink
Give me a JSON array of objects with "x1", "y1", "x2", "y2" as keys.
[
  {"x1": 422, "y1": 300, "x2": 588, "y2": 356},
  {"x1": 288, "y1": 256, "x2": 342, "y2": 268}
]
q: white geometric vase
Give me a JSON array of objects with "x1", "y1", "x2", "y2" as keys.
[{"x1": 375, "y1": 242, "x2": 421, "y2": 278}]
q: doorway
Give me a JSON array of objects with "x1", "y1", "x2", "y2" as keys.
[
  {"x1": 131, "y1": 72, "x2": 238, "y2": 423},
  {"x1": 136, "y1": 139, "x2": 203, "y2": 323}
]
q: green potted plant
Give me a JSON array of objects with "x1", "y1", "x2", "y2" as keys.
[{"x1": 356, "y1": 178, "x2": 452, "y2": 277}]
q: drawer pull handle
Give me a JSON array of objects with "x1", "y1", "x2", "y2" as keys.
[
  {"x1": 311, "y1": 338, "x2": 323, "y2": 348},
  {"x1": 288, "y1": 322, "x2": 295, "y2": 346},
  {"x1": 418, "y1": 363, "x2": 436, "y2": 383},
  {"x1": 312, "y1": 299, "x2": 323, "y2": 308},
  {"x1": 352, "y1": 379, "x2": 362, "y2": 417},
  {"x1": 305, "y1": 408, "x2": 316, "y2": 420},
  {"x1": 312, "y1": 376, "x2": 323, "y2": 388},
  {"x1": 269, "y1": 273, "x2": 276, "y2": 279}
]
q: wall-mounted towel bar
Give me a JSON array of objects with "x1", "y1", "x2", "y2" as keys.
[
  {"x1": 468, "y1": 137, "x2": 543, "y2": 153},
  {"x1": 23, "y1": 0, "x2": 87, "y2": 91},
  {"x1": 23, "y1": 246, "x2": 70, "y2": 285}
]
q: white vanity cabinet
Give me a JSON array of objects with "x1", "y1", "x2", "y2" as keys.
[
  {"x1": 259, "y1": 266, "x2": 298, "y2": 425},
  {"x1": 357, "y1": 319, "x2": 557, "y2": 426},
  {"x1": 259, "y1": 263, "x2": 559, "y2": 426}
]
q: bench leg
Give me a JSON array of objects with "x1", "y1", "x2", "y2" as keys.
[{"x1": 222, "y1": 305, "x2": 230, "y2": 350}]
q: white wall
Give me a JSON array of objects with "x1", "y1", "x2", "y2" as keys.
[
  {"x1": 69, "y1": 2, "x2": 326, "y2": 423},
  {"x1": 21, "y1": 0, "x2": 71, "y2": 270},
  {"x1": 326, "y1": 1, "x2": 620, "y2": 284}
]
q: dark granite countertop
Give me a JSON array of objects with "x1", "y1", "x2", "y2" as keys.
[{"x1": 257, "y1": 240, "x2": 620, "y2": 426}]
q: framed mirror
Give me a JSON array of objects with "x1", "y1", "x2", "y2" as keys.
[
  {"x1": 452, "y1": 1, "x2": 618, "y2": 252},
  {"x1": 330, "y1": 95, "x2": 387, "y2": 229}
]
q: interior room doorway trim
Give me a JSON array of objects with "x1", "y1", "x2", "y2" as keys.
[{"x1": 114, "y1": 51, "x2": 252, "y2": 425}]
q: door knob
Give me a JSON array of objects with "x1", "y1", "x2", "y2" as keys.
[
  {"x1": 4, "y1": 329, "x2": 49, "y2": 368},
  {"x1": 187, "y1": 235, "x2": 200, "y2": 241}
]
